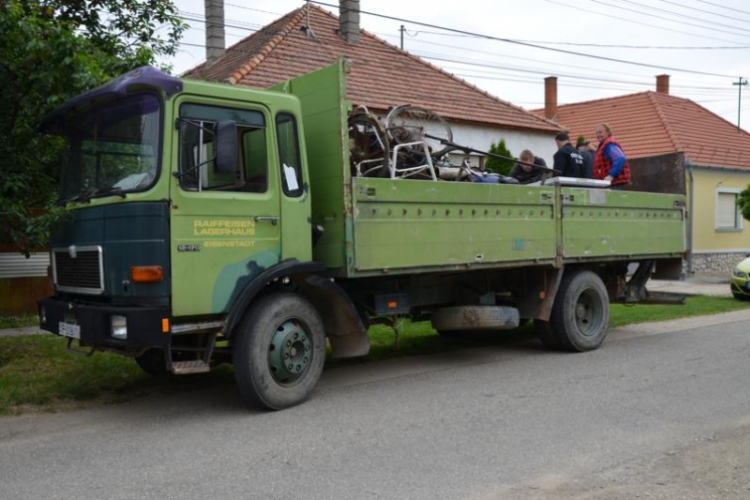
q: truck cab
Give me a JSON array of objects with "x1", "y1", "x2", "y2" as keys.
[{"x1": 38, "y1": 67, "x2": 331, "y2": 393}]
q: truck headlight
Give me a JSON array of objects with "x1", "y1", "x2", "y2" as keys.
[{"x1": 111, "y1": 315, "x2": 128, "y2": 340}]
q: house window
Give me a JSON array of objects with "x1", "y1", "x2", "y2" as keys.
[{"x1": 716, "y1": 189, "x2": 742, "y2": 231}]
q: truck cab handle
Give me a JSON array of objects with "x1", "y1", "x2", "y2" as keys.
[{"x1": 254, "y1": 216, "x2": 279, "y2": 225}]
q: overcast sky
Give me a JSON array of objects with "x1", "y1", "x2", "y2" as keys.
[{"x1": 164, "y1": 0, "x2": 750, "y2": 130}]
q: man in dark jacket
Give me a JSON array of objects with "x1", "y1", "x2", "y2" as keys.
[
  {"x1": 553, "y1": 131, "x2": 585, "y2": 178},
  {"x1": 576, "y1": 137, "x2": 594, "y2": 179}
]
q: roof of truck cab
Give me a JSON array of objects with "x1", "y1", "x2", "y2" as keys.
[
  {"x1": 181, "y1": 78, "x2": 302, "y2": 108},
  {"x1": 182, "y1": 4, "x2": 561, "y2": 134}
]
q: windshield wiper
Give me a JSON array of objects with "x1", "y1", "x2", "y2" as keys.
[{"x1": 64, "y1": 187, "x2": 127, "y2": 204}]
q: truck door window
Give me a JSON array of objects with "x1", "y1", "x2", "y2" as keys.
[
  {"x1": 276, "y1": 113, "x2": 303, "y2": 197},
  {"x1": 178, "y1": 103, "x2": 267, "y2": 192}
]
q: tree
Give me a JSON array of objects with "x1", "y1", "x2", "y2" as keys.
[
  {"x1": 484, "y1": 139, "x2": 516, "y2": 176},
  {"x1": 0, "y1": 1, "x2": 186, "y2": 254},
  {"x1": 737, "y1": 186, "x2": 750, "y2": 222}
]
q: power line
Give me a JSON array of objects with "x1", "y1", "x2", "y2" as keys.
[
  {"x1": 400, "y1": 28, "x2": 750, "y2": 49},
  {"x1": 586, "y1": 0, "x2": 750, "y2": 38},
  {"x1": 656, "y1": 0, "x2": 750, "y2": 25},
  {"x1": 619, "y1": 0, "x2": 750, "y2": 33},
  {"x1": 168, "y1": 2, "x2": 742, "y2": 123},
  {"x1": 373, "y1": 29, "x2": 737, "y2": 91},
  {"x1": 307, "y1": 1, "x2": 737, "y2": 78},
  {"x1": 546, "y1": 0, "x2": 749, "y2": 46},
  {"x1": 178, "y1": 9, "x2": 738, "y2": 95},
  {"x1": 695, "y1": 0, "x2": 750, "y2": 17}
]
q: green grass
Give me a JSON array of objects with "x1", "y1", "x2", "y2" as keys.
[
  {"x1": 0, "y1": 315, "x2": 40, "y2": 329},
  {"x1": 0, "y1": 295, "x2": 747, "y2": 415},
  {"x1": 610, "y1": 295, "x2": 748, "y2": 327}
]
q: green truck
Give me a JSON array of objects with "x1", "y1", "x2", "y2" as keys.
[{"x1": 38, "y1": 60, "x2": 687, "y2": 410}]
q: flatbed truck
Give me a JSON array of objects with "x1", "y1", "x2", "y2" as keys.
[{"x1": 38, "y1": 61, "x2": 687, "y2": 410}]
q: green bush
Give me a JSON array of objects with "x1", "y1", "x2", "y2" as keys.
[{"x1": 485, "y1": 139, "x2": 515, "y2": 175}]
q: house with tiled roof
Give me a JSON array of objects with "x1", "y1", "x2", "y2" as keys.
[
  {"x1": 536, "y1": 76, "x2": 750, "y2": 274},
  {"x1": 185, "y1": 1, "x2": 563, "y2": 167}
]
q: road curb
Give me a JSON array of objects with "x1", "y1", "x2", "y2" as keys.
[{"x1": 0, "y1": 326, "x2": 48, "y2": 338}]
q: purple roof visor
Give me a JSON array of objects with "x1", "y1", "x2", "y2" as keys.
[{"x1": 39, "y1": 66, "x2": 182, "y2": 134}]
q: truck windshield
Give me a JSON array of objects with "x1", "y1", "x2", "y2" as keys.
[{"x1": 57, "y1": 93, "x2": 161, "y2": 203}]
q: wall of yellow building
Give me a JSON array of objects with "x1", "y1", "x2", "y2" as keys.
[{"x1": 689, "y1": 167, "x2": 750, "y2": 253}]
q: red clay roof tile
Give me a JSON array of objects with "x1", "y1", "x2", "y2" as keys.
[{"x1": 535, "y1": 91, "x2": 750, "y2": 170}]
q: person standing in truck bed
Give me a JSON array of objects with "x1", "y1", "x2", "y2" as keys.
[
  {"x1": 553, "y1": 131, "x2": 585, "y2": 178},
  {"x1": 593, "y1": 123, "x2": 631, "y2": 189},
  {"x1": 576, "y1": 137, "x2": 594, "y2": 179}
]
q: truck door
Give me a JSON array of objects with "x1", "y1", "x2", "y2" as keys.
[{"x1": 169, "y1": 99, "x2": 281, "y2": 317}]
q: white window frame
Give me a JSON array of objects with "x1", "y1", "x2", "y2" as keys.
[{"x1": 715, "y1": 188, "x2": 743, "y2": 231}]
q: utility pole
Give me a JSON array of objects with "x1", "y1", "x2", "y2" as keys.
[
  {"x1": 733, "y1": 77, "x2": 747, "y2": 132},
  {"x1": 400, "y1": 25, "x2": 405, "y2": 50}
]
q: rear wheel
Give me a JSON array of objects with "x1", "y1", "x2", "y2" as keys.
[
  {"x1": 538, "y1": 270, "x2": 610, "y2": 352},
  {"x1": 534, "y1": 320, "x2": 563, "y2": 351},
  {"x1": 233, "y1": 293, "x2": 326, "y2": 410}
]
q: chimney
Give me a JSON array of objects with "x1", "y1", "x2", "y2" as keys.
[
  {"x1": 205, "y1": 0, "x2": 226, "y2": 66},
  {"x1": 656, "y1": 74, "x2": 670, "y2": 94},
  {"x1": 339, "y1": 0, "x2": 360, "y2": 43},
  {"x1": 544, "y1": 76, "x2": 558, "y2": 121}
]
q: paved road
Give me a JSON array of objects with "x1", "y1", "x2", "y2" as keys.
[{"x1": 2, "y1": 310, "x2": 750, "y2": 499}]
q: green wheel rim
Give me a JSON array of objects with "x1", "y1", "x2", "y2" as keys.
[
  {"x1": 268, "y1": 319, "x2": 313, "y2": 385},
  {"x1": 575, "y1": 289, "x2": 603, "y2": 338}
]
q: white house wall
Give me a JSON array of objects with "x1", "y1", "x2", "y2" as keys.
[{"x1": 448, "y1": 123, "x2": 558, "y2": 166}]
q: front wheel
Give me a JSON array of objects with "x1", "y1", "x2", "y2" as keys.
[
  {"x1": 134, "y1": 349, "x2": 168, "y2": 377},
  {"x1": 233, "y1": 293, "x2": 326, "y2": 410}
]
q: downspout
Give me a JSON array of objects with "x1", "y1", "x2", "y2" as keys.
[{"x1": 686, "y1": 161, "x2": 694, "y2": 275}]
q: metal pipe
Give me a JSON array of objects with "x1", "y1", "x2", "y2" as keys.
[{"x1": 686, "y1": 160, "x2": 694, "y2": 275}]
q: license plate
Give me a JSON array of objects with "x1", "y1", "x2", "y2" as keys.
[{"x1": 59, "y1": 322, "x2": 81, "y2": 339}]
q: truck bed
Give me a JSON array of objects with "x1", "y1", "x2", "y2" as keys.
[{"x1": 274, "y1": 60, "x2": 686, "y2": 279}]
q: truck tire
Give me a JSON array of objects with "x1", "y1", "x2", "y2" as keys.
[
  {"x1": 233, "y1": 293, "x2": 326, "y2": 410},
  {"x1": 533, "y1": 320, "x2": 563, "y2": 351},
  {"x1": 431, "y1": 305, "x2": 520, "y2": 332},
  {"x1": 543, "y1": 270, "x2": 610, "y2": 352},
  {"x1": 135, "y1": 349, "x2": 168, "y2": 377}
]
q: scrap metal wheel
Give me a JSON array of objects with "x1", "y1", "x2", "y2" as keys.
[{"x1": 385, "y1": 104, "x2": 453, "y2": 158}]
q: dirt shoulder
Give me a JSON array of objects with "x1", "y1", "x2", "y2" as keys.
[{"x1": 501, "y1": 419, "x2": 750, "y2": 499}]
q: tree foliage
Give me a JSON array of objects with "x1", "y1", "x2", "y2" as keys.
[
  {"x1": 0, "y1": 0, "x2": 186, "y2": 254},
  {"x1": 485, "y1": 139, "x2": 515, "y2": 176},
  {"x1": 737, "y1": 186, "x2": 750, "y2": 222}
]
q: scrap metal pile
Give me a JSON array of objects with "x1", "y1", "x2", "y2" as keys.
[{"x1": 348, "y1": 105, "x2": 521, "y2": 183}]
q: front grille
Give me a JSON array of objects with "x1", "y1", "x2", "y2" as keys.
[{"x1": 53, "y1": 246, "x2": 104, "y2": 294}]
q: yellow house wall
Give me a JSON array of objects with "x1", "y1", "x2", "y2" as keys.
[{"x1": 690, "y1": 167, "x2": 750, "y2": 253}]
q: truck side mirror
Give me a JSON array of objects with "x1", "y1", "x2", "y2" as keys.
[{"x1": 214, "y1": 120, "x2": 237, "y2": 175}]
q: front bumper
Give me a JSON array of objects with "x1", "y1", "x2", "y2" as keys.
[
  {"x1": 38, "y1": 297, "x2": 170, "y2": 351},
  {"x1": 730, "y1": 277, "x2": 750, "y2": 297}
]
